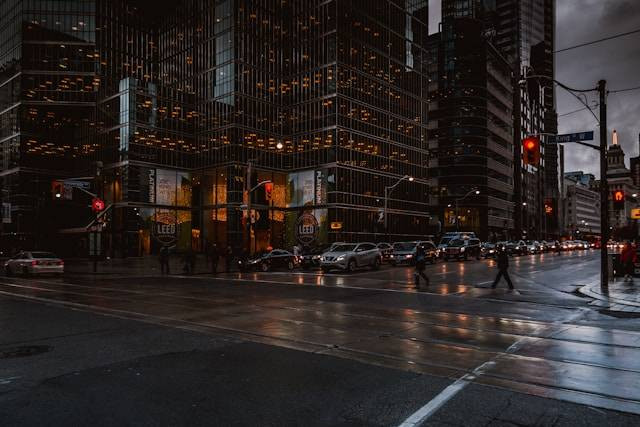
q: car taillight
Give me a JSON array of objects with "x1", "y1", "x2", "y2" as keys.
[
  {"x1": 31, "y1": 260, "x2": 38, "y2": 266},
  {"x1": 58, "y1": 261, "x2": 64, "y2": 265}
]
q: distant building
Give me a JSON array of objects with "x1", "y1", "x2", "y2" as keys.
[
  {"x1": 563, "y1": 172, "x2": 600, "y2": 238},
  {"x1": 629, "y1": 133, "x2": 640, "y2": 188},
  {"x1": 606, "y1": 131, "x2": 639, "y2": 232}
]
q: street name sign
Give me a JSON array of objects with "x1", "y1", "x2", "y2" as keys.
[{"x1": 549, "y1": 131, "x2": 594, "y2": 144}]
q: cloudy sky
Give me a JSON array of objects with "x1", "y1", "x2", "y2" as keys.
[{"x1": 428, "y1": 0, "x2": 640, "y2": 178}]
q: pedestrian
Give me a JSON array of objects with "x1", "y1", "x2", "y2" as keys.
[
  {"x1": 159, "y1": 245, "x2": 170, "y2": 274},
  {"x1": 210, "y1": 243, "x2": 219, "y2": 274},
  {"x1": 492, "y1": 245, "x2": 514, "y2": 290},
  {"x1": 225, "y1": 245, "x2": 234, "y2": 272},
  {"x1": 620, "y1": 241, "x2": 637, "y2": 283},
  {"x1": 413, "y1": 244, "x2": 429, "y2": 289}
]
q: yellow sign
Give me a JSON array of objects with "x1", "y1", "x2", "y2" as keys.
[
  {"x1": 631, "y1": 208, "x2": 640, "y2": 219},
  {"x1": 330, "y1": 222, "x2": 342, "y2": 230}
]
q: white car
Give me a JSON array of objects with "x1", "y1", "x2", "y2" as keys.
[
  {"x1": 320, "y1": 243, "x2": 381, "y2": 273},
  {"x1": 4, "y1": 251, "x2": 64, "y2": 276}
]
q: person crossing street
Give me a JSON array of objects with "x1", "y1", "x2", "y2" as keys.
[
  {"x1": 413, "y1": 244, "x2": 429, "y2": 289},
  {"x1": 492, "y1": 245, "x2": 514, "y2": 290}
]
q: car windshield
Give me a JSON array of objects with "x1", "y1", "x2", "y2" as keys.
[
  {"x1": 525, "y1": 240, "x2": 535, "y2": 245},
  {"x1": 393, "y1": 242, "x2": 416, "y2": 251},
  {"x1": 449, "y1": 239, "x2": 465, "y2": 247},
  {"x1": 332, "y1": 244, "x2": 356, "y2": 252},
  {"x1": 439, "y1": 237, "x2": 452, "y2": 245},
  {"x1": 31, "y1": 252, "x2": 57, "y2": 259}
]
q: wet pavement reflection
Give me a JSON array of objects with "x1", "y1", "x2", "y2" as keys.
[{"x1": 1, "y1": 250, "x2": 640, "y2": 415}]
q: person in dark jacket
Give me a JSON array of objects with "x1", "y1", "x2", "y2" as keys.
[
  {"x1": 414, "y1": 244, "x2": 429, "y2": 289},
  {"x1": 492, "y1": 245, "x2": 514, "y2": 290},
  {"x1": 210, "y1": 243, "x2": 219, "y2": 274},
  {"x1": 225, "y1": 245, "x2": 234, "y2": 272},
  {"x1": 159, "y1": 245, "x2": 170, "y2": 275},
  {"x1": 621, "y1": 241, "x2": 637, "y2": 283}
]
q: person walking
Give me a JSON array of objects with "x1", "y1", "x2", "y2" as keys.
[
  {"x1": 413, "y1": 244, "x2": 429, "y2": 289},
  {"x1": 159, "y1": 245, "x2": 170, "y2": 275},
  {"x1": 492, "y1": 245, "x2": 514, "y2": 290},
  {"x1": 183, "y1": 249, "x2": 196, "y2": 275},
  {"x1": 225, "y1": 245, "x2": 234, "y2": 272},
  {"x1": 620, "y1": 241, "x2": 637, "y2": 283},
  {"x1": 210, "y1": 243, "x2": 219, "y2": 274}
]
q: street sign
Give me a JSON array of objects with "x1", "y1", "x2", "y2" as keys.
[
  {"x1": 64, "y1": 180, "x2": 91, "y2": 190},
  {"x1": 548, "y1": 131, "x2": 594, "y2": 144},
  {"x1": 631, "y1": 208, "x2": 640, "y2": 220}
]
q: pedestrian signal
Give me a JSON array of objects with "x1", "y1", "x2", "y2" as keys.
[
  {"x1": 613, "y1": 190, "x2": 625, "y2": 210},
  {"x1": 264, "y1": 182, "x2": 273, "y2": 201}
]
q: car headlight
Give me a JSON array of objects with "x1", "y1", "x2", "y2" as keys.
[
  {"x1": 248, "y1": 259, "x2": 260, "y2": 264},
  {"x1": 460, "y1": 247, "x2": 465, "y2": 252},
  {"x1": 390, "y1": 254, "x2": 394, "y2": 258},
  {"x1": 312, "y1": 255, "x2": 321, "y2": 260},
  {"x1": 489, "y1": 249, "x2": 495, "y2": 253},
  {"x1": 406, "y1": 254, "x2": 413, "y2": 258},
  {"x1": 336, "y1": 255, "x2": 346, "y2": 261}
]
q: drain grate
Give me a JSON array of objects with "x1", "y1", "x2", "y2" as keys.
[{"x1": 0, "y1": 345, "x2": 52, "y2": 359}]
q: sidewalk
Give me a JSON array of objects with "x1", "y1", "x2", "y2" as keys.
[
  {"x1": 579, "y1": 279, "x2": 640, "y2": 314},
  {"x1": 64, "y1": 255, "x2": 226, "y2": 276}
]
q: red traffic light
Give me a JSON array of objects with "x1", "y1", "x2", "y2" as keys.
[
  {"x1": 522, "y1": 136, "x2": 540, "y2": 166},
  {"x1": 92, "y1": 198, "x2": 105, "y2": 213},
  {"x1": 264, "y1": 182, "x2": 273, "y2": 200}
]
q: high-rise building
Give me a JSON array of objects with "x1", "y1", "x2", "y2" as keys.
[
  {"x1": 427, "y1": 17, "x2": 514, "y2": 240},
  {"x1": 438, "y1": 0, "x2": 558, "y2": 239},
  {"x1": 563, "y1": 171, "x2": 600, "y2": 238},
  {"x1": 1, "y1": 1, "x2": 435, "y2": 256}
]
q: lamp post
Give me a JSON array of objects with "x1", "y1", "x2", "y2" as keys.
[
  {"x1": 384, "y1": 175, "x2": 414, "y2": 242},
  {"x1": 245, "y1": 142, "x2": 283, "y2": 254},
  {"x1": 455, "y1": 189, "x2": 480, "y2": 232}
]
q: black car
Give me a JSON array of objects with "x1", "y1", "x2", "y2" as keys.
[
  {"x1": 376, "y1": 242, "x2": 393, "y2": 262},
  {"x1": 300, "y1": 244, "x2": 338, "y2": 270},
  {"x1": 240, "y1": 249, "x2": 297, "y2": 272},
  {"x1": 443, "y1": 238, "x2": 481, "y2": 261}
]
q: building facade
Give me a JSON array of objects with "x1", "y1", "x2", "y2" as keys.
[
  {"x1": 427, "y1": 17, "x2": 514, "y2": 240},
  {"x1": 1, "y1": 0, "x2": 436, "y2": 257},
  {"x1": 563, "y1": 171, "x2": 600, "y2": 239},
  {"x1": 606, "y1": 136, "x2": 639, "y2": 235}
]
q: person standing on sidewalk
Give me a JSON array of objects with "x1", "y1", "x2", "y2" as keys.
[
  {"x1": 621, "y1": 241, "x2": 637, "y2": 283},
  {"x1": 413, "y1": 244, "x2": 429, "y2": 289},
  {"x1": 210, "y1": 243, "x2": 219, "y2": 274},
  {"x1": 159, "y1": 245, "x2": 170, "y2": 275},
  {"x1": 492, "y1": 245, "x2": 514, "y2": 290},
  {"x1": 225, "y1": 245, "x2": 234, "y2": 272}
]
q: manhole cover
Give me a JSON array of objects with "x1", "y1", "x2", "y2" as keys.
[{"x1": 0, "y1": 345, "x2": 52, "y2": 359}]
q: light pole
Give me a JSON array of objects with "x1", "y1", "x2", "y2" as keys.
[
  {"x1": 519, "y1": 74, "x2": 608, "y2": 290},
  {"x1": 245, "y1": 142, "x2": 283, "y2": 254},
  {"x1": 455, "y1": 189, "x2": 480, "y2": 232},
  {"x1": 384, "y1": 175, "x2": 414, "y2": 242}
]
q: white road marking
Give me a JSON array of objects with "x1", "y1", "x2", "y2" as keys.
[{"x1": 0, "y1": 376, "x2": 21, "y2": 385}]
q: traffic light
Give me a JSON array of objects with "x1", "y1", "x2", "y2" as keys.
[
  {"x1": 91, "y1": 197, "x2": 105, "y2": 213},
  {"x1": 264, "y1": 182, "x2": 273, "y2": 201},
  {"x1": 51, "y1": 181, "x2": 64, "y2": 200},
  {"x1": 613, "y1": 190, "x2": 625, "y2": 210},
  {"x1": 522, "y1": 136, "x2": 540, "y2": 166}
]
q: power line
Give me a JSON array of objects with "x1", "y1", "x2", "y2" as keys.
[
  {"x1": 555, "y1": 28, "x2": 640, "y2": 54},
  {"x1": 558, "y1": 104, "x2": 599, "y2": 118},
  {"x1": 609, "y1": 85, "x2": 640, "y2": 94}
]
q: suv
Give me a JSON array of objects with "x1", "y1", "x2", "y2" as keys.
[
  {"x1": 443, "y1": 238, "x2": 481, "y2": 261},
  {"x1": 320, "y1": 243, "x2": 381, "y2": 273},
  {"x1": 506, "y1": 240, "x2": 527, "y2": 255},
  {"x1": 437, "y1": 232, "x2": 477, "y2": 257}
]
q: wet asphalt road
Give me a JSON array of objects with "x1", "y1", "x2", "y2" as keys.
[{"x1": 2, "y1": 250, "x2": 640, "y2": 426}]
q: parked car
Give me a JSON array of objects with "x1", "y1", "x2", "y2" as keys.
[
  {"x1": 300, "y1": 243, "x2": 342, "y2": 270},
  {"x1": 320, "y1": 242, "x2": 381, "y2": 273},
  {"x1": 241, "y1": 249, "x2": 297, "y2": 272},
  {"x1": 376, "y1": 242, "x2": 394, "y2": 262},
  {"x1": 505, "y1": 240, "x2": 527, "y2": 256},
  {"x1": 389, "y1": 241, "x2": 437, "y2": 266},
  {"x1": 525, "y1": 240, "x2": 542, "y2": 254},
  {"x1": 443, "y1": 238, "x2": 481, "y2": 261},
  {"x1": 481, "y1": 242, "x2": 497, "y2": 258},
  {"x1": 437, "y1": 232, "x2": 477, "y2": 257},
  {"x1": 4, "y1": 251, "x2": 64, "y2": 276}
]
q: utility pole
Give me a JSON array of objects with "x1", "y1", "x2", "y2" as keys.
[{"x1": 599, "y1": 80, "x2": 609, "y2": 290}]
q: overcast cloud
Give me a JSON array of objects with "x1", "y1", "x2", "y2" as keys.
[{"x1": 556, "y1": 0, "x2": 640, "y2": 177}]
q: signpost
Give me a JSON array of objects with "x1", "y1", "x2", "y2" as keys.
[{"x1": 548, "y1": 131, "x2": 594, "y2": 144}]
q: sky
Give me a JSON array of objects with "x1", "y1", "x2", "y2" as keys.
[
  {"x1": 427, "y1": 0, "x2": 640, "y2": 178},
  {"x1": 556, "y1": 0, "x2": 640, "y2": 177}
]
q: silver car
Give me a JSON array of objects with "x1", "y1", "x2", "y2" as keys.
[
  {"x1": 320, "y1": 242, "x2": 381, "y2": 273},
  {"x1": 4, "y1": 251, "x2": 64, "y2": 276}
]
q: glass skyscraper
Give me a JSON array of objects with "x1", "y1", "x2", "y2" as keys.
[{"x1": 1, "y1": 1, "x2": 434, "y2": 256}]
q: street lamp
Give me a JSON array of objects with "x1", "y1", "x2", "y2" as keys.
[
  {"x1": 455, "y1": 188, "x2": 480, "y2": 232},
  {"x1": 384, "y1": 175, "x2": 414, "y2": 242}
]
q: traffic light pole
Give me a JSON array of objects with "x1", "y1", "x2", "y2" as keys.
[{"x1": 599, "y1": 80, "x2": 609, "y2": 290}]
